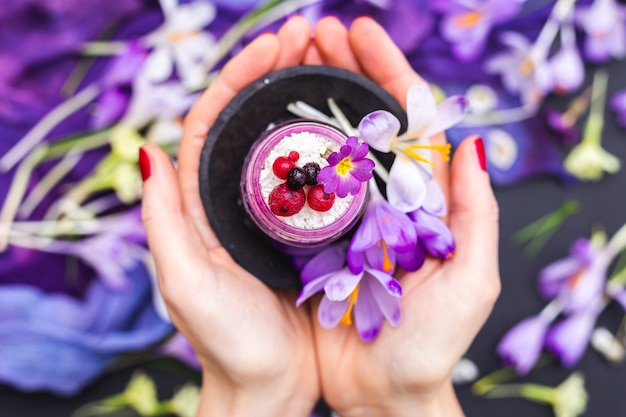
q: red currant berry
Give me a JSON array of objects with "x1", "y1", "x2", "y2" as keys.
[
  {"x1": 307, "y1": 184, "x2": 335, "y2": 212},
  {"x1": 272, "y1": 156, "x2": 295, "y2": 180},
  {"x1": 269, "y1": 183, "x2": 306, "y2": 216},
  {"x1": 288, "y1": 151, "x2": 300, "y2": 162}
]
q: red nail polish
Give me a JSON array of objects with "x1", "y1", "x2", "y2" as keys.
[
  {"x1": 474, "y1": 137, "x2": 487, "y2": 171},
  {"x1": 139, "y1": 147, "x2": 151, "y2": 181}
]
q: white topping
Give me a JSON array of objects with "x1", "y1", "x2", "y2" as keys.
[{"x1": 260, "y1": 131, "x2": 354, "y2": 229}]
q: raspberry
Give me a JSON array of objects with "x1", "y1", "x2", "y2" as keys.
[
  {"x1": 272, "y1": 156, "x2": 295, "y2": 180},
  {"x1": 286, "y1": 167, "x2": 307, "y2": 190},
  {"x1": 269, "y1": 183, "x2": 306, "y2": 216},
  {"x1": 307, "y1": 184, "x2": 335, "y2": 212},
  {"x1": 288, "y1": 151, "x2": 300, "y2": 162},
  {"x1": 302, "y1": 162, "x2": 321, "y2": 185}
]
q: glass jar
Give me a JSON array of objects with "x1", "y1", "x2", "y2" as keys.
[{"x1": 240, "y1": 120, "x2": 369, "y2": 248}]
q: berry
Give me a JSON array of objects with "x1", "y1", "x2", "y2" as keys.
[
  {"x1": 307, "y1": 184, "x2": 335, "y2": 212},
  {"x1": 302, "y1": 162, "x2": 321, "y2": 185},
  {"x1": 286, "y1": 167, "x2": 307, "y2": 190},
  {"x1": 268, "y1": 183, "x2": 305, "y2": 216},
  {"x1": 272, "y1": 156, "x2": 295, "y2": 180},
  {"x1": 288, "y1": 151, "x2": 300, "y2": 162}
]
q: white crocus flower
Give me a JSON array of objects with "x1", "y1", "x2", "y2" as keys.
[
  {"x1": 143, "y1": 0, "x2": 217, "y2": 89},
  {"x1": 358, "y1": 83, "x2": 468, "y2": 212}
]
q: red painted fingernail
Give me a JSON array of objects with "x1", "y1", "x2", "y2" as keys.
[
  {"x1": 474, "y1": 137, "x2": 487, "y2": 171},
  {"x1": 139, "y1": 147, "x2": 151, "y2": 181}
]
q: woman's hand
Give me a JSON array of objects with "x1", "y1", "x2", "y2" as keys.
[
  {"x1": 309, "y1": 17, "x2": 501, "y2": 417},
  {"x1": 140, "y1": 17, "x2": 320, "y2": 417}
]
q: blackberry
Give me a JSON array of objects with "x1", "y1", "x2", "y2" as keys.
[
  {"x1": 286, "y1": 167, "x2": 307, "y2": 190},
  {"x1": 302, "y1": 162, "x2": 321, "y2": 185}
]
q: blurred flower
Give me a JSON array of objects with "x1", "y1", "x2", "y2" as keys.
[
  {"x1": 347, "y1": 180, "x2": 419, "y2": 274},
  {"x1": 575, "y1": 0, "x2": 626, "y2": 63},
  {"x1": 165, "y1": 383, "x2": 201, "y2": 417},
  {"x1": 564, "y1": 70, "x2": 620, "y2": 181},
  {"x1": 317, "y1": 136, "x2": 374, "y2": 198},
  {"x1": 297, "y1": 264, "x2": 402, "y2": 342},
  {"x1": 485, "y1": 31, "x2": 551, "y2": 105},
  {"x1": 610, "y1": 89, "x2": 626, "y2": 127},
  {"x1": 431, "y1": 0, "x2": 521, "y2": 61},
  {"x1": 547, "y1": 23, "x2": 584, "y2": 94},
  {"x1": 143, "y1": 0, "x2": 217, "y2": 89},
  {"x1": 408, "y1": 206, "x2": 455, "y2": 259},
  {"x1": 358, "y1": 83, "x2": 467, "y2": 212},
  {"x1": 545, "y1": 300, "x2": 603, "y2": 367},
  {"x1": 496, "y1": 305, "x2": 556, "y2": 375},
  {"x1": 483, "y1": 372, "x2": 588, "y2": 417},
  {"x1": 0, "y1": 265, "x2": 171, "y2": 395}
]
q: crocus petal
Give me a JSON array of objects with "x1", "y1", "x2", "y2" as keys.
[
  {"x1": 546, "y1": 307, "x2": 600, "y2": 367},
  {"x1": 538, "y1": 257, "x2": 584, "y2": 299},
  {"x1": 561, "y1": 259, "x2": 608, "y2": 314},
  {"x1": 358, "y1": 110, "x2": 400, "y2": 153},
  {"x1": 422, "y1": 179, "x2": 447, "y2": 216},
  {"x1": 347, "y1": 247, "x2": 366, "y2": 275},
  {"x1": 353, "y1": 283, "x2": 385, "y2": 342},
  {"x1": 406, "y1": 83, "x2": 437, "y2": 137},
  {"x1": 318, "y1": 296, "x2": 350, "y2": 329},
  {"x1": 349, "y1": 207, "x2": 383, "y2": 253},
  {"x1": 143, "y1": 47, "x2": 173, "y2": 83},
  {"x1": 396, "y1": 246, "x2": 426, "y2": 272},
  {"x1": 374, "y1": 205, "x2": 417, "y2": 252},
  {"x1": 365, "y1": 243, "x2": 396, "y2": 273},
  {"x1": 387, "y1": 156, "x2": 427, "y2": 212},
  {"x1": 422, "y1": 95, "x2": 469, "y2": 139},
  {"x1": 366, "y1": 276, "x2": 401, "y2": 326},
  {"x1": 496, "y1": 314, "x2": 550, "y2": 375},
  {"x1": 324, "y1": 268, "x2": 363, "y2": 301},
  {"x1": 297, "y1": 273, "x2": 331, "y2": 306},
  {"x1": 364, "y1": 267, "x2": 402, "y2": 297},
  {"x1": 300, "y1": 244, "x2": 347, "y2": 285}
]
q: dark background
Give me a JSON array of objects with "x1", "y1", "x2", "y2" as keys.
[{"x1": 2, "y1": 67, "x2": 626, "y2": 417}]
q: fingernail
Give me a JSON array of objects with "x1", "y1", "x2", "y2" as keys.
[
  {"x1": 474, "y1": 137, "x2": 487, "y2": 171},
  {"x1": 139, "y1": 147, "x2": 151, "y2": 181}
]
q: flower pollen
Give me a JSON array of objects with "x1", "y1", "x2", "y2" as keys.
[
  {"x1": 340, "y1": 285, "x2": 360, "y2": 326},
  {"x1": 337, "y1": 157, "x2": 353, "y2": 176},
  {"x1": 403, "y1": 143, "x2": 451, "y2": 166},
  {"x1": 455, "y1": 11, "x2": 483, "y2": 27},
  {"x1": 378, "y1": 240, "x2": 394, "y2": 272}
]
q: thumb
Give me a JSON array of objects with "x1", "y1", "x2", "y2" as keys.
[
  {"x1": 139, "y1": 144, "x2": 201, "y2": 290},
  {"x1": 447, "y1": 136, "x2": 500, "y2": 296}
]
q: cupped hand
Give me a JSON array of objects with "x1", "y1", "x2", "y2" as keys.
[
  {"x1": 140, "y1": 17, "x2": 320, "y2": 417},
  {"x1": 309, "y1": 17, "x2": 501, "y2": 417}
]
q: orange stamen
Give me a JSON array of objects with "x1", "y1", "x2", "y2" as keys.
[
  {"x1": 454, "y1": 11, "x2": 483, "y2": 28},
  {"x1": 339, "y1": 285, "x2": 360, "y2": 326},
  {"x1": 168, "y1": 29, "x2": 201, "y2": 43}
]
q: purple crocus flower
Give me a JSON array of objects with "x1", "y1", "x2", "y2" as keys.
[
  {"x1": 538, "y1": 238, "x2": 609, "y2": 313},
  {"x1": 408, "y1": 207, "x2": 455, "y2": 259},
  {"x1": 484, "y1": 31, "x2": 552, "y2": 105},
  {"x1": 358, "y1": 84, "x2": 467, "y2": 212},
  {"x1": 317, "y1": 136, "x2": 375, "y2": 198},
  {"x1": 575, "y1": 0, "x2": 626, "y2": 63},
  {"x1": 547, "y1": 25, "x2": 584, "y2": 94},
  {"x1": 347, "y1": 181, "x2": 419, "y2": 275},
  {"x1": 497, "y1": 313, "x2": 552, "y2": 375},
  {"x1": 610, "y1": 89, "x2": 626, "y2": 127},
  {"x1": 545, "y1": 300, "x2": 604, "y2": 368},
  {"x1": 296, "y1": 264, "x2": 402, "y2": 343},
  {"x1": 431, "y1": 0, "x2": 521, "y2": 61}
]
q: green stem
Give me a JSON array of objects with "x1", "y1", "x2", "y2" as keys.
[
  {"x1": 472, "y1": 367, "x2": 518, "y2": 396},
  {"x1": 582, "y1": 69, "x2": 608, "y2": 147},
  {"x1": 80, "y1": 41, "x2": 127, "y2": 56}
]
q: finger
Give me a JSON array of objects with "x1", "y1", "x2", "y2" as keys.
[
  {"x1": 349, "y1": 16, "x2": 449, "y2": 207},
  {"x1": 446, "y1": 136, "x2": 500, "y2": 298},
  {"x1": 274, "y1": 15, "x2": 312, "y2": 69},
  {"x1": 348, "y1": 16, "x2": 425, "y2": 106},
  {"x1": 177, "y1": 34, "x2": 280, "y2": 247},
  {"x1": 314, "y1": 16, "x2": 362, "y2": 73},
  {"x1": 303, "y1": 43, "x2": 323, "y2": 65},
  {"x1": 140, "y1": 144, "x2": 205, "y2": 290}
]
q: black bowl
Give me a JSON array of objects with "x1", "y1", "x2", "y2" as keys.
[{"x1": 199, "y1": 65, "x2": 407, "y2": 290}]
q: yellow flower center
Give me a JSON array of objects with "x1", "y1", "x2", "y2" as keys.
[
  {"x1": 403, "y1": 143, "x2": 451, "y2": 166},
  {"x1": 336, "y1": 157, "x2": 353, "y2": 176},
  {"x1": 339, "y1": 285, "x2": 360, "y2": 326},
  {"x1": 454, "y1": 11, "x2": 483, "y2": 27}
]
